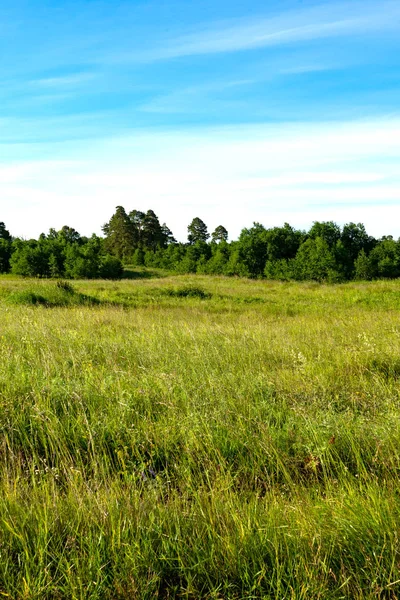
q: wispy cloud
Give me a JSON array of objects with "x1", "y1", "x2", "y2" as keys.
[
  {"x1": 280, "y1": 64, "x2": 331, "y2": 75},
  {"x1": 140, "y1": 79, "x2": 254, "y2": 114},
  {"x1": 118, "y1": 0, "x2": 400, "y2": 63},
  {"x1": 2, "y1": 116, "x2": 400, "y2": 240},
  {"x1": 31, "y1": 73, "x2": 96, "y2": 88}
]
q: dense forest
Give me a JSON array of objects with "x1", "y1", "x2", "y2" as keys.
[{"x1": 1, "y1": 206, "x2": 399, "y2": 281}]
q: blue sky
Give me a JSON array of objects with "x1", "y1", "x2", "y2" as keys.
[{"x1": 1, "y1": 0, "x2": 400, "y2": 241}]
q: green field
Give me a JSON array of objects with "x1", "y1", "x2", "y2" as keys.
[{"x1": 1, "y1": 273, "x2": 400, "y2": 599}]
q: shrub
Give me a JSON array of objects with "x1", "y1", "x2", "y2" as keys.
[
  {"x1": 163, "y1": 285, "x2": 211, "y2": 299},
  {"x1": 99, "y1": 255, "x2": 124, "y2": 279}
]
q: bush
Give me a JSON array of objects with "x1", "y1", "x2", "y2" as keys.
[
  {"x1": 163, "y1": 286, "x2": 211, "y2": 299},
  {"x1": 99, "y1": 255, "x2": 124, "y2": 279},
  {"x1": 56, "y1": 280, "x2": 75, "y2": 293}
]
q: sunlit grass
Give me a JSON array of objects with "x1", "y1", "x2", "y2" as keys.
[{"x1": 0, "y1": 274, "x2": 400, "y2": 598}]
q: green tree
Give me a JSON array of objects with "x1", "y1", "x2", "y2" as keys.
[
  {"x1": 176, "y1": 241, "x2": 211, "y2": 273},
  {"x1": 0, "y1": 222, "x2": 11, "y2": 241},
  {"x1": 309, "y1": 221, "x2": 341, "y2": 248},
  {"x1": 10, "y1": 240, "x2": 50, "y2": 277},
  {"x1": 368, "y1": 238, "x2": 400, "y2": 278},
  {"x1": 188, "y1": 218, "x2": 209, "y2": 244},
  {"x1": 0, "y1": 222, "x2": 12, "y2": 273},
  {"x1": 223, "y1": 243, "x2": 250, "y2": 277},
  {"x1": 340, "y1": 223, "x2": 375, "y2": 278},
  {"x1": 58, "y1": 226, "x2": 81, "y2": 245},
  {"x1": 161, "y1": 244, "x2": 186, "y2": 269},
  {"x1": 161, "y1": 223, "x2": 177, "y2": 246},
  {"x1": 132, "y1": 248, "x2": 145, "y2": 266},
  {"x1": 294, "y1": 237, "x2": 340, "y2": 282},
  {"x1": 211, "y1": 225, "x2": 228, "y2": 244},
  {"x1": 102, "y1": 206, "x2": 135, "y2": 260},
  {"x1": 264, "y1": 223, "x2": 304, "y2": 261},
  {"x1": 142, "y1": 210, "x2": 164, "y2": 251},
  {"x1": 264, "y1": 258, "x2": 295, "y2": 280},
  {"x1": 129, "y1": 210, "x2": 146, "y2": 248},
  {"x1": 99, "y1": 255, "x2": 124, "y2": 279},
  {"x1": 204, "y1": 241, "x2": 230, "y2": 274},
  {"x1": 48, "y1": 252, "x2": 64, "y2": 278},
  {"x1": 236, "y1": 223, "x2": 268, "y2": 277},
  {"x1": 354, "y1": 249, "x2": 374, "y2": 280}
]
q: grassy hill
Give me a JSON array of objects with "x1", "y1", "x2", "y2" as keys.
[{"x1": 0, "y1": 274, "x2": 400, "y2": 598}]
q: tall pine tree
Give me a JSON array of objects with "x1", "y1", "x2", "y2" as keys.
[
  {"x1": 102, "y1": 206, "x2": 135, "y2": 259},
  {"x1": 188, "y1": 217, "x2": 209, "y2": 244}
]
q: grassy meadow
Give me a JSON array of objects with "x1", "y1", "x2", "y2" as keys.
[{"x1": 1, "y1": 272, "x2": 400, "y2": 599}]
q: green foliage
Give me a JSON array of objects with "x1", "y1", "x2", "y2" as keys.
[
  {"x1": 131, "y1": 247, "x2": 145, "y2": 266},
  {"x1": 64, "y1": 237, "x2": 102, "y2": 279},
  {"x1": 0, "y1": 221, "x2": 11, "y2": 241},
  {"x1": 0, "y1": 223, "x2": 12, "y2": 273},
  {"x1": 102, "y1": 207, "x2": 176, "y2": 263},
  {"x1": 211, "y1": 224, "x2": 228, "y2": 243},
  {"x1": 294, "y1": 237, "x2": 341, "y2": 282},
  {"x1": 0, "y1": 238, "x2": 12, "y2": 273},
  {"x1": 354, "y1": 249, "x2": 374, "y2": 280},
  {"x1": 369, "y1": 237, "x2": 400, "y2": 278},
  {"x1": 10, "y1": 230, "x2": 123, "y2": 280},
  {"x1": 223, "y1": 245, "x2": 250, "y2": 276},
  {"x1": 264, "y1": 222, "x2": 304, "y2": 261},
  {"x1": 161, "y1": 222, "x2": 177, "y2": 245},
  {"x1": 203, "y1": 241, "x2": 230, "y2": 274},
  {"x1": 56, "y1": 280, "x2": 75, "y2": 293},
  {"x1": 340, "y1": 222, "x2": 375, "y2": 278},
  {"x1": 10, "y1": 239, "x2": 50, "y2": 277},
  {"x1": 187, "y1": 217, "x2": 210, "y2": 244},
  {"x1": 236, "y1": 222, "x2": 268, "y2": 277},
  {"x1": 99, "y1": 254, "x2": 124, "y2": 279},
  {"x1": 102, "y1": 206, "x2": 135, "y2": 259},
  {"x1": 6, "y1": 214, "x2": 400, "y2": 284},
  {"x1": 309, "y1": 220, "x2": 341, "y2": 248},
  {"x1": 264, "y1": 257, "x2": 295, "y2": 280},
  {"x1": 163, "y1": 284, "x2": 211, "y2": 298},
  {"x1": 142, "y1": 209, "x2": 165, "y2": 250}
]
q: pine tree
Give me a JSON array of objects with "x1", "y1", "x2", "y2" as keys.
[
  {"x1": 102, "y1": 206, "x2": 135, "y2": 260},
  {"x1": 187, "y1": 217, "x2": 209, "y2": 244},
  {"x1": 211, "y1": 225, "x2": 228, "y2": 243},
  {"x1": 0, "y1": 222, "x2": 12, "y2": 273},
  {"x1": 129, "y1": 210, "x2": 146, "y2": 248},
  {"x1": 161, "y1": 223, "x2": 176, "y2": 246},
  {"x1": 0, "y1": 222, "x2": 11, "y2": 241},
  {"x1": 142, "y1": 210, "x2": 164, "y2": 251}
]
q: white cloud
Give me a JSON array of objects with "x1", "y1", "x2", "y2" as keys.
[
  {"x1": 1, "y1": 116, "x2": 400, "y2": 241},
  {"x1": 31, "y1": 73, "x2": 96, "y2": 88},
  {"x1": 280, "y1": 65, "x2": 331, "y2": 75},
  {"x1": 140, "y1": 79, "x2": 254, "y2": 114},
  {"x1": 118, "y1": 1, "x2": 400, "y2": 63}
]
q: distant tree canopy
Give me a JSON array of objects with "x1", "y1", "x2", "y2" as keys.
[
  {"x1": 6, "y1": 226, "x2": 123, "y2": 279},
  {"x1": 2, "y1": 211, "x2": 400, "y2": 282},
  {"x1": 102, "y1": 207, "x2": 174, "y2": 259}
]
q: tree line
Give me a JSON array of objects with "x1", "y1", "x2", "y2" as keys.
[{"x1": 0, "y1": 206, "x2": 399, "y2": 281}]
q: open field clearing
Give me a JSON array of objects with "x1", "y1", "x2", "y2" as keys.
[{"x1": 1, "y1": 274, "x2": 400, "y2": 599}]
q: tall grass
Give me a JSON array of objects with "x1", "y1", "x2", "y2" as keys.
[{"x1": 0, "y1": 275, "x2": 400, "y2": 598}]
